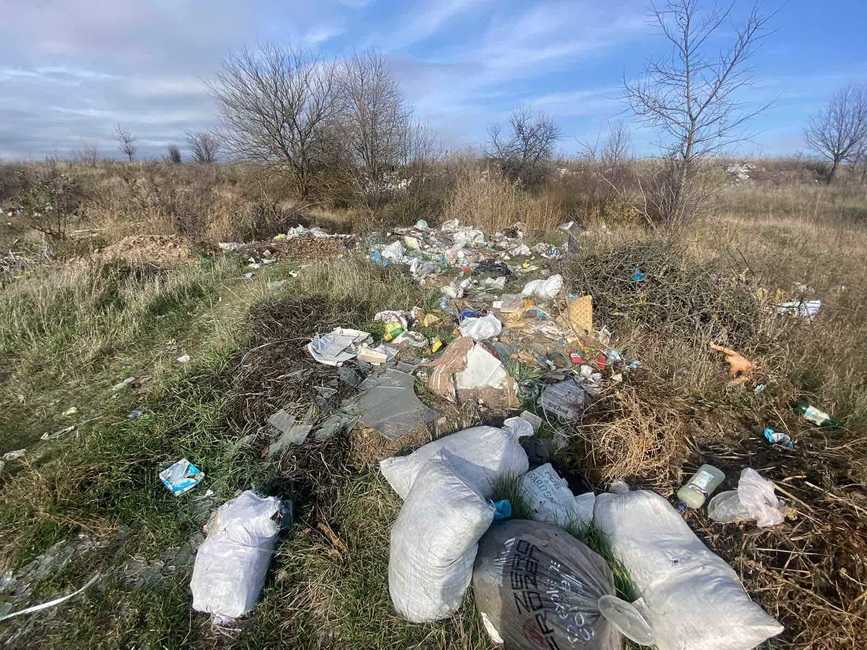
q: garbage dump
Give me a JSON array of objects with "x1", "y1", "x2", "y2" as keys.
[
  {"x1": 380, "y1": 423, "x2": 531, "y2": 500},
  {"x1": 473, "y1": 520, "x2": 652, "y2": 649},
  {"x1": 593, "y1": 489, "x2": 784, "y2": 650},
  {"x1": 190, "y1": 491, "x2": 289, "y2": 622},
  {"x1": 388, "y1": 453, "x2": 494, "y2": 622}
]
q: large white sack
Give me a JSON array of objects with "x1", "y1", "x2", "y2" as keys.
[
  {"x1": 380, "y1": 425, "x2": 530, "y2": 500},
  {"x1": 593, "y1": 490, "x2": 783, "y2": 650},
  {"x1": 190, "y1": 491, "x2": 284, "y2": 620},
  {"x1": 388, "y1": 454, "x2": 495, "y2": 622}
]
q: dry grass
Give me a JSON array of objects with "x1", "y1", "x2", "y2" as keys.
[
  {"x1": 554, "y1": 198, "x2": 867, "y2": 648},
  {"x1": 444, "y1": 163, "x2": 565, "y2": 233}
]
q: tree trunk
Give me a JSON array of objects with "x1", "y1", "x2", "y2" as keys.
[{"x1": 828, "y1": 159, "x2": 839, "y2": 183}]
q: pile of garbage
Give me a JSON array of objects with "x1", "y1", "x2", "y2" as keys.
[
  {"x1": 377, "y1": 421, "x2": 783, "y2": 649},
  {"x1": 154, "y1": 219, "x2": 798, "y2": 647}
]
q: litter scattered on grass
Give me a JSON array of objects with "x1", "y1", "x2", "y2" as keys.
[
  {"x1": 0, "y1": 574, "x2": 100, "y2": 623},
  {"x1": 762, "y1": 426, "x2": 795, "y2": 449},
  {"x1": 776, "y1": 299, "x2": 821, "y2": 318},
  {"x1": 2, "y1": 449, "x2": 26, "y2": 462},
  {"x1": 307, "y1": 328, "x2": 371, "y2": 366},
  {"x1": 159, "y1": 458, "x2": 204, "y2": 496}
]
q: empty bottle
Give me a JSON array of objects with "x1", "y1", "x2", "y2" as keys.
[
  {"x1": 676, "y1": 464, "x2": 725, "y2": 511},
  {"x1": 793, "y1": 400, "x2": 840, "y2": 428}
]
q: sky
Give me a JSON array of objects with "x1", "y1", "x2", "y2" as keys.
[{"x1": 1, "y1": 0, "x2": 866, "y2": 160}]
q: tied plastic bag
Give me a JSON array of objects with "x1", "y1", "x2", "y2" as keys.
[
  {"x1": 708, "y1": 468, "x2": 786, "y2": 527},
  {"x1": 521, "y1": 274, "x2": 563, "y2": 300},
  {"x1": 190, "y1": 491, "x2": 287, "y2": 621},
  {"x1": 519, "y1": 463, "x2": 595, "y2": 528},
  {"x1": 593, "y1": 489, "x2": 783, "y2": 650},
  {"x1": 472, "y1": 520, "x2": 630, "y2": 650},
  {"x1": 380, "y1": 425, "x2": 531, "y2": 500},
  {"x1": 458, "y1": 314, "x2": 502, "y2": 341},
  {"x1": 389, "y1": 454, "x2": 494, "y2": 622}
]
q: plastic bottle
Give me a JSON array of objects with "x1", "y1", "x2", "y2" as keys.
[
  {"x1": 793, "y1": 400, "x2": 840, "y2": 428},
  {"x1": 676, "y1": 464, "x2": 725, "y2": 510}
]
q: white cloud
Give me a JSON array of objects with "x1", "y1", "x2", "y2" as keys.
[
  {"x1": 303, "y1": 25, "x2": 346, "y2": 46},
  {"x1": 383, "y1": 0, "x2": 491, "y2": 51},
  {"x1": 529, "y1": 87, "x2": 623, "y2": 117}
]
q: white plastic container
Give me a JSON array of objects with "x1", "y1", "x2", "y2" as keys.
[{"x1": 676, "y1": 464, "x2": 725, "y2": 509}]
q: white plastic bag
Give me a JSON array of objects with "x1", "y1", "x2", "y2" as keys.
[
  {"x1": 738, "y1": 468, "x2": 786, "y2": 527},
  {"x1": 388, "y1": 454, "x2": 495, "y2": 622},
  {"x1": 708, "y1": 468, "x2": 786, "y2": 528},
  {"x1": 519, "y1": 463, "x2": 595, "y2": 528},
  {"x1": 593, "y1": 490, "x2": 783, "y2": 650},
  {"x1": 380, "y1": 241, "x2": 406, "y2": 263},
  {"x1": 380, "y1": 425, "x2": 530, "y2": 500},
  {"x1": 458, "y1": 314, "x2": 502, "y2": 341},
  {"x1": 521, "y1": 274, "x2": 563, "y2": 300},
  {"x1": 455, "y1": 345, "x2": 512, "y2": 391},
  {"x1": 190, "y1": 491, "x2": 286, "y2": 620}
]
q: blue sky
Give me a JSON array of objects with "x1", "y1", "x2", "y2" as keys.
[{"x1": 1, "y1": 0, "x2": 865, "y2": 160}]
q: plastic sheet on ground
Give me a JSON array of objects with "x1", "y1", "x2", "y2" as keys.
[
  {"x1": 355, "y1": 368, "x2": 438, "y2": 441},
  {"x1": 708, "y1": 468, "x2": 786, "y2": 527},
  {"x1": 267, "y1": 407, "x2": 315, "y2": 457},
  {"x1": 776, "y1": 299, "x2": 821, "y2": 318},
  {"x1": 593, "y1": 489, "x2": 784, "y2": 650},
  {"x1": 521, "y1": 274, "x2": 563, "y2": 300},
  {"x1": 454, "y1": 344, "x2": 519, "y2": 409}
]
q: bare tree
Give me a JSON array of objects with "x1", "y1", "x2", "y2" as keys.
[
  {"x1": 489, "y1": 107, "x2": 560, "y2": 186},
  {"x1": 805, "y1": 84, "x2": 867, "y2": 182},
  {"x1": 339, "y1": 50, "x2": 413, "y2": 205},
  {"x1": 211, "y1": 44, "x2": 342, "y2": 198},
  {"x1": 186, "y1": 131, "x2": 221, "y2": 163},
  {"x1": 624, "y1": 0, "x2": 769, "y2": 226},
  {"x1": 165, "y1": 144, "x2": 182, "y2": 164},
  {"x1": 115, "y1": 124, "x2": 137, "y2": 162}
]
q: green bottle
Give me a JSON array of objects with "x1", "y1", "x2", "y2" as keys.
[{"x1": 793, "y1": 401, "x2": 840, "y2": 428}]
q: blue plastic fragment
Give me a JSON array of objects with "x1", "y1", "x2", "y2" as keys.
[
  {"x1": 493, "y1": 499, "x2": 512, "y2": 521},
  {"x1": 459, "y1": 308, "x2": 482, "y2": 321},
  {"x1": 631, "y1": 269, "x2": 647, "y2": 282},
  {"x1": 763, "y1": 426, "x2": 795, "y2": 449},
  {"x1": 369, "y1": 250, "x2": 390, "y2": 267}
]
